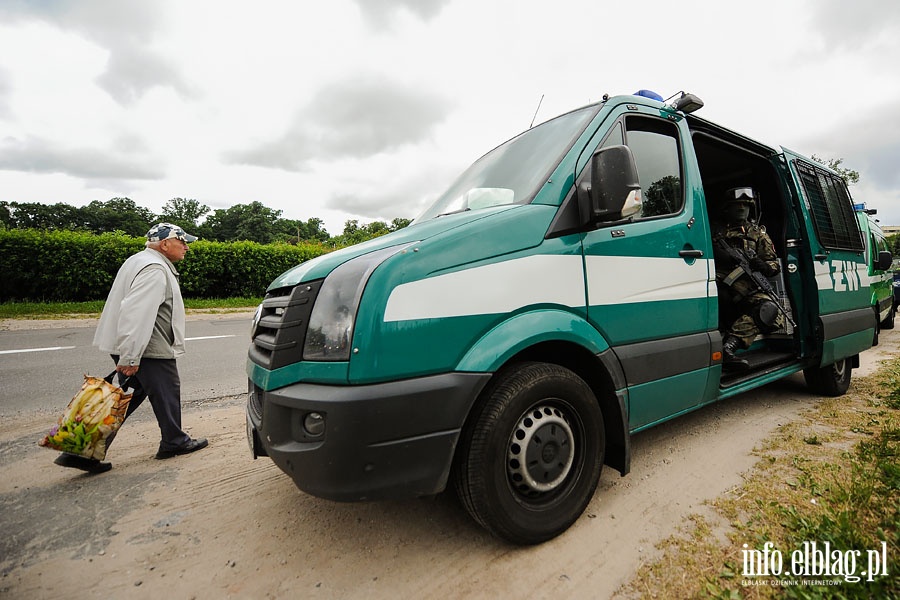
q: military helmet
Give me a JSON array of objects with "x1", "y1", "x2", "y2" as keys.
[{"x1": 724, "y1": 187, "x2": 757, "y2": 204}]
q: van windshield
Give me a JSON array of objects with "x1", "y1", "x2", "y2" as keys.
[{"x1": 415, "y1": 105, "x2": 598, "y2": 222}]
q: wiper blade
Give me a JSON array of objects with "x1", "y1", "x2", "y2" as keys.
[{"x1": 436, "y1": 208, "x2": 470, "y2": 218}]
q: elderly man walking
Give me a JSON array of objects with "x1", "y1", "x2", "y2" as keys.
[{"x1": 55, "y1": 223, "x2": 208, "y2": 473}]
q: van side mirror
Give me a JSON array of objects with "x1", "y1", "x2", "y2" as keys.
[
  {"x1": 672, "y1": 93, "x2": 704, "y2": 114},
  {"x1": 581, "y1": 145, "x2": 642, "y2": 223},
  {"x1": 877, "y1": 250, "x2": 893, "y2": 271}
]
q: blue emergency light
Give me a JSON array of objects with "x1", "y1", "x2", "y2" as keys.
[{"x1": 634, "y1": 89, "x2": 664, "y2": 101}]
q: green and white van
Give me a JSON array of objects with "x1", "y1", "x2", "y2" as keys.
[
  {"x1": 855, "y1": 205, "x2": 895, "y2": 338},
  {"x1": 246, "y1": 91, "x2": 876, "y2": 544}
]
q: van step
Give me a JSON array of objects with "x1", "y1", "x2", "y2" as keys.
[{"x1": 721, "y1": 351, "x2": 797, "y2": 387}]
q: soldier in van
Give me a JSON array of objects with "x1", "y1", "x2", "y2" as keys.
[{"x1": 713, "y1": 187, "x2": 785, "y2": 370}]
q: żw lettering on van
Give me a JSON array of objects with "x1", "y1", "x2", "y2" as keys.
[{"x1": 831, "y1": 260, "x2": 862, "y2": 292}]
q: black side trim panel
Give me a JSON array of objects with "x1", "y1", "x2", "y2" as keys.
[
  {"x1": 595, "y1": 348, "x2": 630, "y2": 476},
  {"x1": 821, "y1": 308, "x2": 876, "y2": 341},
  {"x1": 597, "y1": 347, "x2": 627, "y2": 390},
  {"x1": 615, "y1": 332, "x2": 712, "y2": 386}
]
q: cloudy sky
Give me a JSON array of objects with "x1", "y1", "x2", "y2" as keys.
[{"x1": 1, "y1": 0, "x2": 899, "y2": 235}]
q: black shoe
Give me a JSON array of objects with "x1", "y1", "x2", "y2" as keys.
[
  {"x1": 54, "y1": 452, "x2": 112, "y2": 474},
  {"x1": 723, "y1": 335, "x2": 750, "y2": 372},
  {"x1": 155, "y1": 437, "x2": 208, "y2": 460}
]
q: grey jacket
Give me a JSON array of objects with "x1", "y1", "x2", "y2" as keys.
[{"x1": 93, "y1": 248, "x2": 187, "y2": 366}]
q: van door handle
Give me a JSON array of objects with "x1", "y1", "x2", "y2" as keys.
[{"x1": 679, "y1": 249, "x2": 704, "y2": 258}]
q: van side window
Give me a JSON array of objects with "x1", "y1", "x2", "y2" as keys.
[
  {"x1": 600, "y1": 122, "x2": 624, "y2": 148},
  {"x1": 623, "y1": 116, "x2": 683, "y2": 219},
  {"x1": 872, "y1": 229, "x2": 889, "y2": 264},
  {"x1": 795, "y1": 162, "x2": 864, "y2": 252}
]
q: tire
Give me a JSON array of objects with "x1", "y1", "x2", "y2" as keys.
[
  {"x1": 804, "y1": 357, "x2": 852, "y2": 397},
  {"x1": 454, "y1": 362, "x2": 605, "y2": 545},
  {"x1": 881, "y1": 303, "x2": 895, "y2": 330}
]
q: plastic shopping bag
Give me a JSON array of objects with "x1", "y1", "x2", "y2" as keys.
[{"x1": 38, "y1": 372, "x2": 133, "y2": 461}]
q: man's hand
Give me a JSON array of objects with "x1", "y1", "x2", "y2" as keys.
[
  {"x1": 749, "y1": 256, "x2": 768, "y2": 272},
  {"x1": 750, "y1": 256, "x2": 779, "y2": 277},
  {"x1": 116, "y1": 364, "x2": 139, "y2": 377}
]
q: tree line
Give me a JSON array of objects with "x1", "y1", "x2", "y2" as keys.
[
  {"x1": 3, "y1": 158, "x2": 892, "y2": 254},
  {"x1": 0, "y1": 197, "x2": 411, "y2": 246}
]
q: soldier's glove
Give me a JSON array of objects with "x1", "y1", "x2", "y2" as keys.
[{"x1": 750, "y1": 257, "x2": 777, "y2": 276}]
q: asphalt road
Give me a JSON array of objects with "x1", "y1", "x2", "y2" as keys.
[{"x1": 0, "y1": 315, "x2": 254, "y2": 416}]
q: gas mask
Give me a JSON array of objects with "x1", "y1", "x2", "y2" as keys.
[{"x1": 724, "y1": 202, "x2": 751, "y2": 223}]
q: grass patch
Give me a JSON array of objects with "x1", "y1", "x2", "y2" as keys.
[
  {"x1": 620, "y1": 358, "x2": 900, "y2": 599},
  {"x1": 0, "y1": 298, "x2": 262, "y2": 319},
  {"x1": 183, "y1": 297, "x2": 262, "y2": 311}
]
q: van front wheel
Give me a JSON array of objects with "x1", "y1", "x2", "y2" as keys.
[
  {"x1": 454, "y1": 362, "x2": 604, "y2": 545},
  {"x1": 804, "y1": 358, "x2": 852, "y2": 397}
]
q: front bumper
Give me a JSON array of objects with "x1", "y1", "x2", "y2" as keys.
[{"x1": 246, "y1": 372, "x2": 491, "y2": 501}]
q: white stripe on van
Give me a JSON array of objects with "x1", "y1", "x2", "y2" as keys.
[
  {"x1": 814, "y1": 262, "x2": 831, "y2": 291},
  {"x1": 585, "y1": 256, "x2": 712, "y2": 304},
  {"x1": 868, "y1": 272, "x2": 891, "y2": 287},
  {"x1": 383, "y1": 254, "x2": 711, "y2": 322},
  {"x1": 813, "y1": 261, "x2": 869, "y2": 291},
  {"x1": 383, "y1": 254, "x2": 585, "y2": 322}
]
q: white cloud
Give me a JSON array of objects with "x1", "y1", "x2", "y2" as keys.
[
  {"x1": 808, "y1": 0, "x2": 900, "y2": 51},
  {"x1": 0, "y1": 134, "x2": 164, "y2": 180},
  {"x1": 227, "y1": 75, "x2": 454, "y2": 170},
  {"x1": 0, "y1": 0, "x2": 192, "y2": 104},
  {"x1": 0, "y1": 65, "x2": 11, "y2": 118},
  {"x1": 0, "y1": 0, "x2": 899, "y2": 236},
  {"x1": 353, "y1": 0, "x2": 451, "y2": 29}
]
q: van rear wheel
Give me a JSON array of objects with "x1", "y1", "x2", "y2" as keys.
[
  {"x1": 454, "y1": 362, "x2": 604, "y2": 545},
  {"x1": 882, "y1": 304, "x2": 895, "y2": 330},
  {"x1": 804, "y1": 358, "x2": 852, "y2": 397}
]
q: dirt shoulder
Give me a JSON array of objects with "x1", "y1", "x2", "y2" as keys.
[{"x1": 2, "y1": 331, "x2": 897, "y2": 599}]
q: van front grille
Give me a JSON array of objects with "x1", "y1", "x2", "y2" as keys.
[{"x1": 249, "y1": 280, "x2": 323, "y2": 370}]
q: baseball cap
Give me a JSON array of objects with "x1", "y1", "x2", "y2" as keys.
[{"x1": 146, "y1": 222, "x2": 198, "y2": 243}]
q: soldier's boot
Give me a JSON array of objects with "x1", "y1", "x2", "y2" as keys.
[{"x1": 723, "y1": 335, "x2": 750, "y2": 371}]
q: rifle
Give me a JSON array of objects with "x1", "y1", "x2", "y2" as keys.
[{"x1": 715, "y1": 237, "x2": 797, "y2": 328}]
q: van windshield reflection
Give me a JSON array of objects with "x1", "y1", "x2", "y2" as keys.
[{"x1": 415, "y1": 106, "x2": 597, "y2": 222}]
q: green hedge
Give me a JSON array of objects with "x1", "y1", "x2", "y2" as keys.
[{"x1": 0, "y1": 229, "x2": 329, "y2": 302}]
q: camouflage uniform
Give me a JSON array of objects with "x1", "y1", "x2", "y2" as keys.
[{"x1": 714, "y1": 221, "x2": 784, "y2": 348}]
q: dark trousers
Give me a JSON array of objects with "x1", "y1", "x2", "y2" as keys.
[{"x1": 111, "y1": 355, "x2": 191, "y2": 452}]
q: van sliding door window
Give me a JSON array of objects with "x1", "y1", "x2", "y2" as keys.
[
  {"x1": 617, "y1": 116, "x2": 683, "y2": 219},
  {"x1": 795, "y1": 162, "x2": 864, "y2": 252}
]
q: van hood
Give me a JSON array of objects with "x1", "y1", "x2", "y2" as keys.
[{"x1": 267, "y1": 205, "x2": 520, "y2": 291}]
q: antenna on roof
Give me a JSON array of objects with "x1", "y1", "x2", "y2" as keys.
[{"x1": 529, "y1": 94, "x2": 544, "y2": 128}]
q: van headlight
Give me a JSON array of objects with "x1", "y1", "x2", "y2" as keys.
[
  {"x1": 249, "y1": 303, "x2": 263, "y2": 338},
  {"x1": 303, "y1": 243, "x2": 416, "y2": 361}
]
